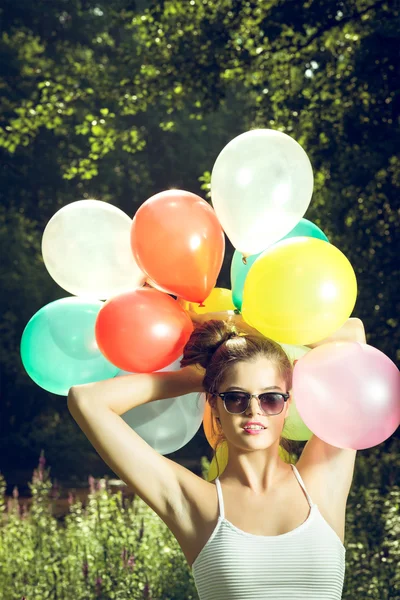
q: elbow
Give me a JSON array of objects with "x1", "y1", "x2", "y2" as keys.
[{"x1": 67, "y1": 386, "x2": 83, "y2": 408}]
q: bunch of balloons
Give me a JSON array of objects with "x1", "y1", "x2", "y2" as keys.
[{"x1": 20, "y1": 129, "x2": 399, "y2": 463}]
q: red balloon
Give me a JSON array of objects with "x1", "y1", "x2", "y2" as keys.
[
  {"x1": 130, "y1": 189, "x2": 225, "y2": 304},
  {"x1": 95, "y1": 287, "x2": 193, "y2": 372}
]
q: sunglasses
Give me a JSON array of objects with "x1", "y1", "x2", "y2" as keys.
[{"x1": 214, "y1": 391, "x2": 290, "y2": 415}]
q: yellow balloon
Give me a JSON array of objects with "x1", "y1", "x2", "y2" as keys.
[
  {"x1": 207, "y1": 441, "x2": 228, "y2": 481},
  {"x1": 242, "y1": 237, "x2": 357, "y2": 345},
  {"x1": 179, "y1": 287, "x2": 235, "y2": 314}
]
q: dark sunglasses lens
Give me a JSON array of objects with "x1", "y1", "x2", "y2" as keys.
[
  {"x1": 224, "y1": 392, "x2": 249, "y2": 413},
  {"x1": 259, "y1": 393, "x2": 284, "y2": 414},
  {"x1": 223, "y1": 392, "x2": 285, "y2": 414}
]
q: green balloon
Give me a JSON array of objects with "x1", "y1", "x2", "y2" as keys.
[
  {"x1": 230, "y1": 251, "x2": 260, "y2": 311},
  {"x1": 20, "y1": 297, "x2": 118, "y2": 396},
  {"x1": 230, "y1": 218, "x2": 329, "y2": 311},
  {"x1": 280, "y1": 217, "x2": 329, "y2": 243}
]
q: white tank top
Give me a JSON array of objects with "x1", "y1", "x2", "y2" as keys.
[{"x1": 192, "y1": 463, "x2": 346, "y2": 600}]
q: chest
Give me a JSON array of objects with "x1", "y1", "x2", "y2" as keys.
[{"x1": 173, "y1": 467, "x2": 346, "y2": 567}]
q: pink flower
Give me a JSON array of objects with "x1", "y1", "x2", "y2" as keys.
[
  {"x1": 127, "y1": 555, "x2": 136, "y2": 572},
  {"x1": 82, "y1": 562, "x2": 89, "y2": 579},
  {"x1": 95, "y1": 576, "x2": 103, "y2": 597},
  {"x1": 88, "y1": 475, "x2": 95, "y2": 494}
]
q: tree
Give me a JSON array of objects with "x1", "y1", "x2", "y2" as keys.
[{"x1": 0, "y1": 0, "x2": 398, "y2": 487}]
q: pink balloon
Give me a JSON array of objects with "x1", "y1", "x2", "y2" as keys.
[{"x1": 292, "y1": 342, "x2": 400, "y2": 450}]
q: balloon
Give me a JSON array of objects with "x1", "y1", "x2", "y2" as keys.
[
  {"x1": 211, "y1": 129, "x2": 314, "y2": 257},
  {"x1": 280, "y1": 217, "x2": 329, "y2": 243},
  {"x1": 207, "y1": 441, "x2": 229, "y2": 481},
  {"x1": 279, "y1": 343, "x2": 310, "y2": 364},
  {"x1": 231, "y1": 251, "x2": 262, "y2": 312},
  {"x1": 145, "y1": 278, "x2": 171, "y2": 295},
  {"x1": 178, "y1": 287, "x2": 235, "y2": 314},
  {"x1": 278, "y1": 343, "x2": 312, "y2": 440},
  {"x1": 242, "y1": 236, "x2": 357, "y2": 345},
  {"x1": 42, "y1": 200, "x2": 146, "y2": 299},
  {"x1": 95, "y1": 287, "x2": 194, "y2": 372},
  {"x1": 116, "y1": 356, "x2": 206, "y2": 455},
  {"x1": 231, "y1": 218, "x2": 329, "y2": 311},
  {"x1": 20, "y1": 297, "x2": 118, "y2": 395},
  {"x1": 293, "y1": 342, "x2": 400, "y2": 449},
  {"x1": 130, "y1": 190, "x2": 225, "y2": 304}
]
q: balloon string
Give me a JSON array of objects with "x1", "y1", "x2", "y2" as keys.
[{"x1": 242, "y1": 255, "x2": 247, "y2": 265}]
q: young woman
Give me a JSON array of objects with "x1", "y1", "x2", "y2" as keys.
[{"x1": 68, "y1": 310, "x2": 365, "y2": 599}]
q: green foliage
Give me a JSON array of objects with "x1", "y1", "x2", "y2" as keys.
[
  {"x1": 0, "y1": 0, "x2": 398, "y2": 547},
  {"x1": 0, "y1": 452, "x2": 399, "y2": 599},
  {"x1": 0, "y1": 453, "x2": 198, "y2": 600}
]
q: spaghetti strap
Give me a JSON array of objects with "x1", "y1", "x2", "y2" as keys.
[
  {"x1": 214, "y1": 477, "x2": 225, "y2": 519},
  {"x1": 291, "y1": 463, "x2": 315, "y2": 508}
]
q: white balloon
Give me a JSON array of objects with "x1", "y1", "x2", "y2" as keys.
[
  {"x1": 116, "y1": 356, "x2": 205, "y2": 454},
  {"x1": 211, "y1": 129, "x2": 314, "y2": 256},
  {"x1": 279, "y1": 343, "x2": 311, "y2": 364},
  {"x1": 42, "y1": 200, "x2": 146, "y2": 299}
]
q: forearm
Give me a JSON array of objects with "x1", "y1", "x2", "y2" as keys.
[
  {"x1": 308, "y1": 318, "x2": 366, "y2": 348},
  {"x1": 68, "y1": 364, "x2": 205, "y2": 416},
  {"x1": 189, "y1": 309, "x2": 366, "y2": 346}
]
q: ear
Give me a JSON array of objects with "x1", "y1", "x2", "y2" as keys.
[{"x1": 208, "y1": 395, "x2": 217, "y2": 411}]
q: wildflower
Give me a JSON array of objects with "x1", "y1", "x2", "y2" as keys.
[
  {"x1": 50, "y1": 481, "x2": 59, "y2": 499},
  {"x1": 142, "y1": 583, "x2": 151, "y2": 599},
  {"x1": 39, "y1": 452, "x2": 46, "y2": 469},
  {"x1": 82, "y1": 562, "x2": 89, "y2": 579},
  {"x1": 38, "y1": 451, "x2": 45, "y2": 481},
  {"x1": 67, "y1": 492, "x2": 75, "y2": 506},
  {"x1": 95, "y1": 576, "x2": 103, "y2": 597},
  {"x1": 138, "y1": 517, "x2": 144, "y2": 541},
  {"x1": 121, "y1": 547, "x2": 127, "y2": 566},
  {"x1": 13, "y1": 486, "x2": 19, "y2": 499},
  {"x1": 127, "y1": 554, "x2": 136, "y2": 572},
  {"x1": 88, "y1": 475, "x2": 95, "y2": 494}
]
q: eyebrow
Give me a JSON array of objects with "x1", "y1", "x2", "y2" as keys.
[{"x1": 225, "y1": 386, "x2": 284, "y2": 392}]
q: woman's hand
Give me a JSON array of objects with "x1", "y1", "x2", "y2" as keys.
[
  {"x1": 308, "y1": 318, "x2": 366, "y2": 348},
  {"x1": 185, "y1": 307, "x2": 366, "y2": 348}
]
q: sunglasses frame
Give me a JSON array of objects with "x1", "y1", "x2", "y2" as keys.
[{"x1": 214, "y1": 391, "x2": 290, "y2": 415}]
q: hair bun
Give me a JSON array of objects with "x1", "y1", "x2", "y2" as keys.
[{"x1": 181, "y1": 320, "x2": 242, "y2": 370}]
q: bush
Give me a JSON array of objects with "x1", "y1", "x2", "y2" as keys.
[
  {"x1": 0, "y1": 451, "x2": 197, "y2": 600},
  {"x1": 0, "y1": 451, "x2": 398, "y2": 599}
]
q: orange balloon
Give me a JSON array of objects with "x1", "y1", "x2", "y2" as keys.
[
  {"x1": 203, "y1": 399, "x2": 221, "y2": 449},
  {"x1": 130, "y1": 190, "x2": 225, "y2": 304},
  {"x1": 95, "y1": 287, "x2": 193, "y2": 372},
  {"x1": 145, "y1": 277, "x2": 171, "y2": 294}
]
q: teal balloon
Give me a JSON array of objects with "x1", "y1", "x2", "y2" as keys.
[
  {"x1": 280, "y1": 217, "x2": 329, "y2": 243},
  {"x1": 20, "y1": 297, "x2": 119, "y2": 395},
  {"x1": 231, "y1": 251, "x2": 260, "y2": 311},
  {"x1": 230, "y1": 218, "x2": 329, "y2": 311}
]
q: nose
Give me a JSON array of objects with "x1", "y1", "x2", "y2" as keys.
[{"x1": 245, "y1": 395, "x2": 263, "y2": 415}]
